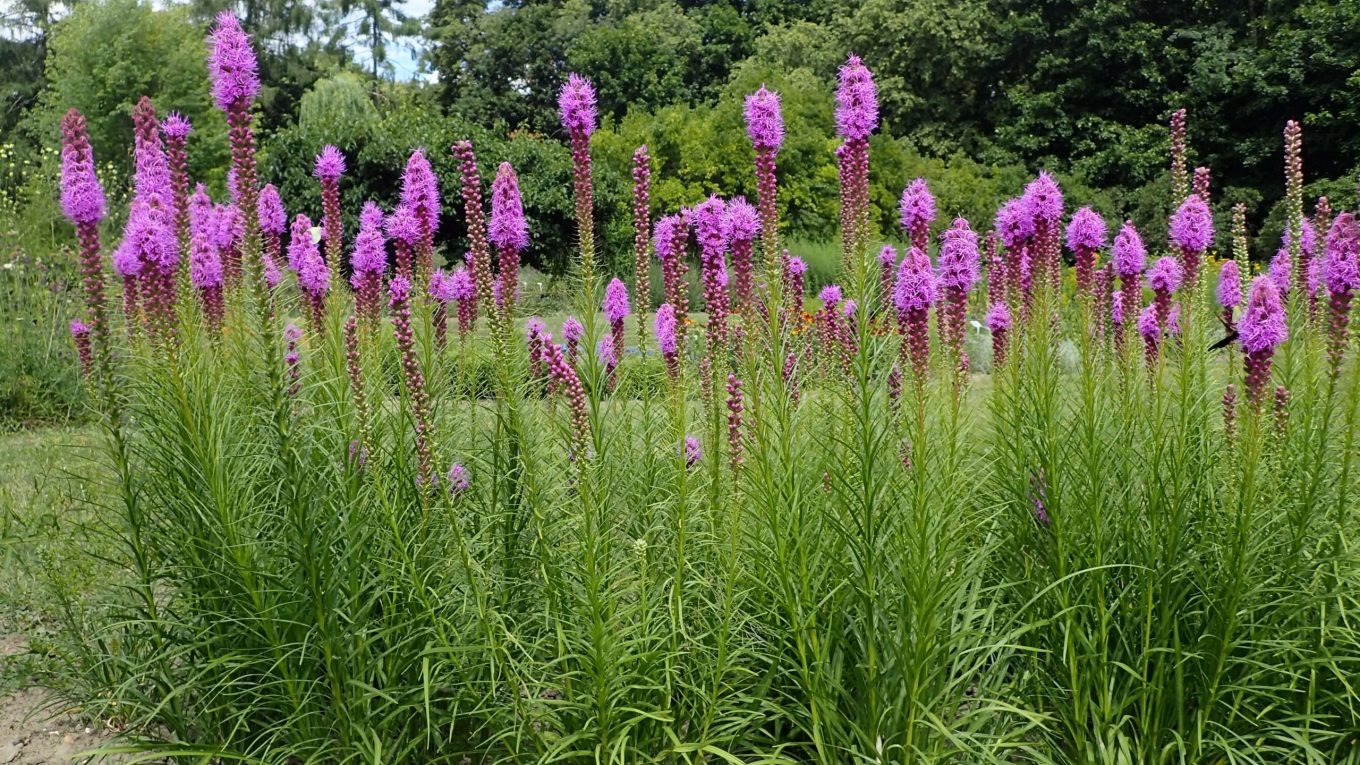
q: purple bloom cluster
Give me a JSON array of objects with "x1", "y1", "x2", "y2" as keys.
[
  {"x1": 899, "y1": 178, "x2": 936, "y2": 250},
  {"x1": 558, "y1": 73, "x2": 598, "y2": 138},
  {"x1": 744, "y1": 87, "x2": 784, "y2": 152},
  {"x1": 208, "y1": 12, "x2": 260, "y2": 111},
  {"x1": 835, "y1": 55, "x2": 878, "y2": 141}
]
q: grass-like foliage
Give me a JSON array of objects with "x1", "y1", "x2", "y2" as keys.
[{"x1": 45, "y1": 19, "x2": 1360, "y2": 764}]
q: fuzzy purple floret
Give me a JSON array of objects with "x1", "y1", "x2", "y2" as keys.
[
  {"x1": 723, "y1": 196, "x2": 760, "y2": 242},
  {"x1": 692, "y1": 196, "x2": 728, "y2": 256},
  {"x1": 488, "y1": 162, "x2": 529, "y2": 252},
  {"x1": 1137, "y1": 303, "x2": 1159, "y2": 340},
  {"x1": 562, "y1": 315, "x2": 584, "y2": 344},
  {"x1": 1269, "y1": 248, "x2": 1291, "y2": 294},
  {"x1": 1022, "y1": 171, "x2": 1064, "y2": 225},
  {"x1": 995, "y1": 198, "x2": 1035, "y2": 247},
  {"x1": 313, "y1": 144, "x2": 346, "y2": 181},
  {"x1": 1322, "y1": 212, "x2": 1360, "y2": 294},
  {"x1": 1169, "y1": 194, "x2": 1213, "y2": 253},
  {"x1": 350, "y1": 201, "x2": 387, "y2": 275},
  {"x1": 162, "y1": 112, "x2": 192, "y2": 140},
  {"x1": 653, "y1": 213, "x2": 687, "y2": 261},
  {"x1": 400, "y1": 149, "x2": 440, "y2": 232},
  {"x1": 208, "y1": 12, "x2": 260, "y2": 111},
  {"x1": 59, "y1": 113, "x2": 106, "y2": 225},
  {"x1": 937, "y1": 217, "x2": 980, "y2": 292},
  {"x1": 819, "y1": 284, "x2": 843, "y2": 306},
  {"x1": 1112, "y1": 220, "x2": 1147, "y2": 277},
  {"x1": 558, "y1": 73, "x2": 598, "y2": 138},
  {"x1": 1146, "y1": 256, "x2": 1184, "y2": 293},
  {"x1": 985, "y1": 302, "x2": 1011, "y2": 331},
  {"x1": 893, "y1": 247, "x2": 938, "y2": 314},
  {"x1": 257, "y1": 183, "x2": 286, "y2": 234},
  {"x1": 744, "y1": 86, "x2": 784, "y2": 152},
  {"x1": 1066, "y1": 207, "x2": 1107, "y2": 251},
  {"x1": 787, "y1": 256, "x2": 807, "y2": 276},
  {"x1": 1217, "y1": 260, "x2": 1242, "y2": 309},
  {"x1": 603, "y1": 278, "x2": 631, "y2": 324},
  {"x1": 899, "y1": 178, "x2": 936, "y2": 233},
  {"x1": 654, "y1": 303, "x2": 679, "y2": 355},
  {"x1": 1239, "y1": 276, "x2": 1288, "y2": 354},
  {"x1": 1283, "y1": 219, "x2": 1318, "y2": 256},
  {"x1": 835, "y1": 54, "x2": 878, "y2": 141}
]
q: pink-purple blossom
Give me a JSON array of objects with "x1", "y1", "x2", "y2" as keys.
[
  {"x1": 1112, "y1": 220, "x2": 1147, "y2": 277},
  {"x1": 835, "y1": 54, "x2": 878, "y2": 140},
  {"x1": 603, "y1": 278, "x2": 631, "y2": 324},
  {"x1": 314, "y1": 145, "x2": 345, "y2": 181},
  {"x1": 744, "y1": 86, "x2": 784, "y2": 152},
  {"x1": 1066, "y1": 207, "x2": 1107, "y2": 252},
  {"x1": 257, "y1": 183, "x2": 286, "y2": 234},
  {"x1": 488, "y1": 161, "x2": 529, "y2": 252},
  {"x1": 1239, "y1": 276, "x2": 1288, "y2": 354},
  {"x1": 937, "y1": 217, "x2": 981, "y2": 292},
  {"x1": 1170, "y1": 194, "x2": 1213, "y2": 253},
  {"x1": 1322, "y1": 212, "x2": 1360, "y2": 294},
  {"x1": 558, "y1": 73, "x2": 597, "y2": 138},
  {"x1": 899, "y1": 178, "x2": 936, "y2": 240},
  {"x1": 207, "y1": 12, "x2": 260, "y2": 111},
  {"x1": 1022, "y1": 171, "x2": 1064, "y2": 225},
  {"x1": 1217, "y1": 260, "x2": 1242, "y2": 309},
  {"x1": 893, "y1": 247, "x2": 938, "y2": 314},
  {"x1": 1146, "y1": 256, "x2": 1184, "y2": 293},
  {"x1": 59, "y1": 111, "x2": 106, "y2": 225}
]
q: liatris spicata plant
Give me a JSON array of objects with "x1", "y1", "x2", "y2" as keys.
[
  {"x1": 655, "y1": 213, "x2": 690, "y2": 333},
  {"x1": 385, "y1": 204, "x2": 420, "y2": 280},
  {"x1": 69, "y1": 320, "x2": 93, "y2": 379},
  {"x1": 835, "y1": 55, "x2": 877, "y2": 266},
  {"x1": 817, "y1": 284, "x2": 851, "y2": 372},
  {"x1": 1138, "y1": 303, "x2": 1161, "y2": 370},
  {"x1": 526, "y1": 317, "x2": 547, "y2": 379},
  {"x1": 130, "y1": 97, "x2": 170, "y2": 214},
  {"x1": 655, "y1": 303, "x2": 680, "y2": 380},
  {"x1": 111, "y1": 237, "x2": 142, "y2": 336},
  {"x1": 1232, "y1": 202, "x2": 1250, "y2": 277},
  {"x1": 291, "y1": 214, "x2": 329, "y2": 333},
  {"x1": 1091, "y1": 264, "x2": 1112, "y2": 343},
  {"x1": 283, "y1": 322, "x2": 302, "y2": 397},
  {"x1": 453, "y1": 141, "x2": 497, "y2": 319},
  {"x1": 1218, "y1": 260, "x2": 1242, "y2": 332},
  {"x1": 937, "y1": 217, "x2": 981, "y2": 369},
  {"x1": 446, "y1": 463, "x2": 471, "y2": 495},
  {"x1": 1269, "y1": 247, "x2": 1292, "y2": 296},
  {"x1": 879, "y1": 245, "x2": 898, "y2": 307},
  {"x1": 61, "y1": 109, "x2": 108, "y2": 357},
  {"x1": 188, "y1": 205, "x2": 226, "y2": 337},
  {"x1": 489, "y1": 162, "x2": 528, "y2": 312},
  {"x1": 162, "y1": 112, "x2": 191, "y2": 247},
  {"x1": 1283, "y1": 120, "x2": 1305, "y2": 277},
  {"x1": 1112, "y1": 220, "x2": 1147, "y2": 349},
  {"x1": 555, "y1": 316, "x2": 580, "y2": 364},
  {"x1": 1066, "y1": 207, "x2": 1107, "y2": 297},
  {"x1": 1274, "y1": 385, "x2": 1292, "y2": 438},
  {"x1": 541, "y1": 331, "x2": 590, "y2": 460},
  {"x1": 744, "y1": 85, "x2": 783, "y2": 261},
  {"x1": 390, "y1": 275, "x2": 436, "y2": 482},
  {"x1": 632, "y1": 145, "x2": 651, "y2": 344},
  {"x1": 1146, "y1": 256, "x2": 1184, "y2": 339},
  {"x1": 213, "y1": 203, "x2": 245, "y2": 289},
  {"x1": 694, "y1": 196, "x2": 731, "y2": 347},
  {"x1": 603, "y1": 277, "x2": 631, "y2": 378},
  {"x1": 724, "y1": 196, "x2": 759, "y2": 314},
  {"x1": 899, "y1": 178, "x2": 936, "y2": 252},
  {"x1": 350, "y1": 201, "x2": 387, "y2": 324},
  {"x1": 1022, "y1": 171, "x2": 1064, "y2": 292},
  {"x1": 1282, "y1": 219, "x2": 1318, "y2": 307},
  {"x1": 400, "y1": 148, "x2": 440, "y2": 281},
  {"x1": 343, "y1": 316, "x2": 372, "y2": 450},
  {"x1": 986, "y1": 302, "x2": 1011, "y2": 367},
  {"x1": 1170, "y1": 108, "x2": 1188, "y2": 201},
  {"x1": 257, "y1": 183, "x2": 286, "y2": 283},
  {"x1": 1322, "y1": 212, "x2": 1360, "y2": 375},
  {"x1": 1169, "y1": 194, "x2": 1213, "y2": 290},
  {"x1": 430, "y1": 269, "x2": 460, "y2": 349},
  {"x1": 726, "y1": 373, "x2": 744, "y2": 472},
  {"x1": 449, "y1": 266, "x2": 477, "y2": 339},
  {"x1": 894, "y1": 246, "x2": 938, "y2": 382},
  {"x1": 208, "y1": 12, "x2": 262, "y2": 288},
  {"x1": 123, "y1": 200, "x2": 179, "y2": 344},
  {"x1": 314, "y1": 145, "x2": 346, "y2": 282},
  {"x1": 1240, "y1": 275, "x2": 1288, "y2": 407},
  {"x1": 995, "y1": 197, "x2": 1034, "y2": 303},
  {"x1": 683, "y1": 435, "x2": 702, "y2": 469},
  {"x1": 559, "y1": 73, "x2": 598, "y2": 287},
  {"x1": 1223, "y1": 383, "x2": 1238, "y2": 442},
  {"x1": 1193, "y1": 166, "x2": 1211, "y2": 202}
]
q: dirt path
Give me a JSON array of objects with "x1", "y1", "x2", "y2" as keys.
[{"x1": 0, "y1": 635, "x2": 122, "y2": 765}]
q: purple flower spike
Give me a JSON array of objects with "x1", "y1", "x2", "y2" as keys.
[
  {"x1": 820, "y1": 284, "x2": 843, "y2": 306},
  {"x1": 1323, "y1": 213, "x2": 1360, "y2": 295},
  {"x1": 899, "y1": 178, "x2": 936, "y2": 249},
  {"x1": 60, "y1": 111, "x2": 106, "y2": 226},
  {"x1": 349, "y1": 202, "x2": 388, "y2": 275},
  {"x1": 1146, "y1": 257, "x2": 1184, "y2": 294},
  {"x1": 1170, "y1": 194, "x2": 1213, "y2": 254},
  {"x1": 446, "y1": 463, "x2": 470, "y2": 494},
  {"x1": 207, "y1": 12, "x2": 260, "y2": 111},
  {"x1": 693, "y1": 196, "x2": 728, "y2": 257},
  {"x1": 744, "y1": 86, "x2": 784, "y2": 152},
  {"x1": 489, "y1": 162, "x2": 529, "y2": 252},
  {"x1": 1269, "y1": 248, "x2": 1291, "y2": 295},
  {"x1": 937, "y1": 217, "x2": 981, "y2": 292},
  {"x1": 787, "y1": 256, "x2": 807, "y2": 276},
  {"x1": 604, "y1": 278, "x2": 631, "y2": 324},
  {"x1": 1112, "y1": 220, "x2": 1147, "y2": 277},
  {"x1": 653, "y1": 214, "x2": 685, "y2": 261},
  {"x1": 1217, "y1": 261, "x2": 1242, "y2": 310},
  {"x1": 257, "y1": 183, "x2": 286, "y2": 235},
  {"x1": 995, "y1": 198, "x2": 1035, "y2": 248},
  {"x1": 558, "y1": 73, "x2": 598, "y2": 138},
  {"x1": 655, "y1": 303, "x2": 679, "y2": 376},
  {"x1": 683, "y1": 435, "x2": 702, "y2": 469},
  {"x1": 1022, "y1": 171, "x2": 1064, "y2": 225},
  {"x1": 835, "y1": 54, "x2": 878, "y2": 140},
  {"x1": 893, "y1": 247, "x2": 938, "y2": 315},
  {"x1": 313, "y1": 145, "x2": 346, "y2": 181},
  {"x1": 162, "y1": 112, "x2": 192, "y2": 141},
  {"x1": 1066, "y1": 207, "x2": 1107, "y2": 251},
  {"x1": 1240, "y1": 276, "x2": 1288, "y2": 355}
]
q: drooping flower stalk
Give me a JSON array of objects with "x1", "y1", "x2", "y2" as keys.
[
  {"x1": 343, "y1": 316, "x2": 372, "y2": 451},
  {"x1": 835, "y1": 55, "x2": 877, "y2": 269},
  {"x1": 986, "y1": 302, "x2": 1011, "y2": 367},
  {"x1": 162, "y1": 112, "x2": 192, "y2": 252},
  {"x1": 603, "y1": 278, "x2": 631, "y2": 381},
  {"x1": 632, "y1": 146, "x2": 652, "y2": 347},
  {"x1": 1022, "y1": 172, "x2": 1064, "y2": 294},
  {"x1": 1066, "y1": 207, "x2": 1107, "y2": 297},
  {"x1": 559, "y1": 73, "x2": 598, "y2": 291},
  {"x1": 1170, "y1": 108, "x2": 1188, "y2": 202},
  {"x1": 726, "y1": 373, "x2": 744, "y2": 473},
  {"x1": 489, "y1": 162, "x2": 528, "y2": 313},
  {"x1": 1169, "y1": 194, "x2": 1213, "y2": 290},
  {"x1": 936, "y1": 218, "x2": 980, "y2": 372},
  {"x1": 725, "y1": 196, "x2": 759, "y2": 317},
  {"x1": 542, "y1": 331, "x2": 591, "y2": 460},
  {"x1": 400, "y1": 149, "x2": 440, "y2": 285},
  {"x1": 1112, "y1": 220, "x2": 1147, "y2": 351},
  {"x1": 899, "y1": 178, "x2": 936, "y2": 253},
  {"x1": 1322, "y1": 212, "x2": 1360, "y2": 376},
  {"x1": 656, "y1": 303, "x2": 680, "y2": 381},
  {"x1": 314, "y1": 145, "x2": 346, "y2": 284},
  {"x1": 290, "y1": 214, "x2": 329, "y2": 334},
  {"x1": 390, "y1": 276, "x2": 436, "y2": 483},
  {"x1": 349, "y1": 201, "x2": 388, "y2": 326},
  {"x1": 744, "y1": 86, "x2": 783, "y2": 265},
  {"x1": 893, "y1": 246, "x2": 938, "y2": 383},
  {"x1": 1240, "y1": 276, "x2": 1288, "y2": 407}
]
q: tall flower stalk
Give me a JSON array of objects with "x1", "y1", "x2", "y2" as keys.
[
  {"x1": 893, "y1": 246, "x2": 937, "y2": 384},
  {"x1": 559, "y1": 73, "x2": 599, "y2": 294},
  {"x1": 835, "y1": 55, "x2": 877, "y2": 270},
  {"x1": 1322, "y1": 212, "x2": 1360, "y2": 376},
  {"x1": 936, "y1": 217, "x2": 980, "y2": 375},
  {"x1": 350, "y1": 202, "x2": 388, "y2": 326},
  {"x1": 632, "y1": 146, "x2": 652, "y2": 347},
  {"x1": 744, "y1": 86, "x2": 783, "y2": 265},
  {"x1": 1112, "y1": 221, "x2": 1147, "y2": 351},
  {"x1": 314, "y1": 145, "x2": 346, "y2": 284},
  {"x1": 390, "y1": 276, "x2": 436, "y2": 484},
  {"x1": 400, "y1": 149, "x2": 440, "y2": 286},
  {"x1": 1067, "y1": 207, "x2": 1107, "y2": 298},
  {"x1": 1169, "y1": 194, "x2": 1213, "y2": 291},
  {"x1": 488, "y1": 162, "x2": 528, "y2": 314},
  {"x1": 1240, "y1": 276, "x2": 1288, "y2": 407}
]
